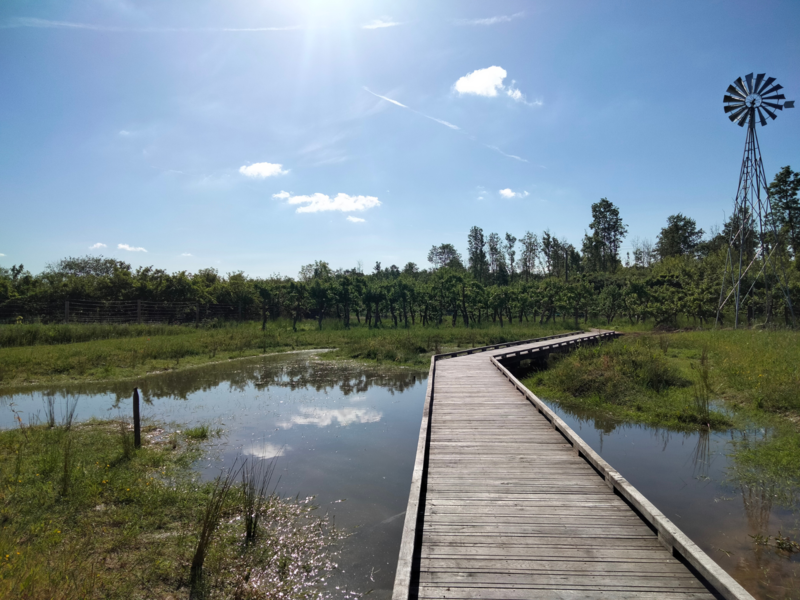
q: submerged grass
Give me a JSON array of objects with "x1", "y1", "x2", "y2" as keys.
[
  {"x1": 0, "y1": 419, "x2": 347, "y2": 599},
  {"x1": 0, "y1": 319, "x2": 577, "y2": 387}
]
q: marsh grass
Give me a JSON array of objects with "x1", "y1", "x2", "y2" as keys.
[
  {"x1": 0, "y1": 319, "x2": 576, "y2": 387},
  {"x1": 241, "y1": 455, "x2": 279, "y2": 544},
  {"x1": 523, "y1": 336, "x2": 731, "y2": 430},
  {"x1": 189, "y1": 460, "x2": 242, "y2": 599},
  {"x1": 185, "y1": 424, "x2": 211, "y2": 441},
  {"x1": 0, "y1": 420, "x2": 346, "y2": 599}
]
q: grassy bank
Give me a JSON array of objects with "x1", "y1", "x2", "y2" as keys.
[
  {"x1": 0, "y1": 319, "x2": 576, "y2": 387},
  {"x1": 0, "y1": 418, "x2": 345, "y2": 599},
  {"x1": 522, "y1": 329, "x2": 800, "y2": 484}
]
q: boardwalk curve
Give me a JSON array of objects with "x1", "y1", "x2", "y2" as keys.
[{"x1": 393, "y1": 331, "x2": 753, "y2": 600}]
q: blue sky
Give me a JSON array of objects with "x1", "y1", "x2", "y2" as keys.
[{"x1": 1, "y1": 0, "x2": 799, "y2": 277}]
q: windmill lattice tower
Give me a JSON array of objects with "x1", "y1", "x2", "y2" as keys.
[{"x1": 717, "y1": 72, "x2": 796, "y2": 328}]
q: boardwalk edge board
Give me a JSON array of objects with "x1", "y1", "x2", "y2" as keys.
[
  {"x1": 489, "y1": 352, "x2": 753, "y2": 600},
  {"x1": 393, "y1": 331, "x2": 755, "y2": 600}
]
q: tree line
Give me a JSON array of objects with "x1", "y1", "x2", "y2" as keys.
[{"x1": 2, "y1": 167, "x2": 799, "y2": 329}]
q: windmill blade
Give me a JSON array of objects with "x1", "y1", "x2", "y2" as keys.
[
  {"x1": 733, "y1": 77, "x2": 749, "y2": 96},
  {"x1": 737, "y1": 109, "x2": 752, "y2": 127},
  {"x1": 724, "y1": 104, "x2": 745, "y2": 113},
  {"x1": 726, "y1": 85, "x2": 746, "y2": 99},
  {"x1": 723, "y1": 95, "x2": 745, "y2": 105},
  {"x1": 736, "y1": 108, "x2": 752, "y2": 127},
  {"x1": 761, "y1": 83, "x2": 783, "y2": 96},
  {"x1": 762, "y1": 101, "x2": 783, "y2": 111},
  {"x1": 745, "y1": 73, "x2": 754, "y2": 93},
  {"x1": 753, "y1": 73, "x2": 765, "y2": 93},
  {"x1": 756, "y1": 76, "x2": 775, "y2": 94},
  {"x1": 762, "y1": 94, "x2": 786, "y2": 101},
  {"x1": 756, "y1": 107, "x2": 768, "y2": 126},
  {"x1": 785, "y1": 101, "x2": 795, "y2": 108},
  {"x1": 728, "y1": 105, "x2": 748, "y2": 122},
  {"x1": 761, "y1": 105, "x2": 778, "y2": 120}
]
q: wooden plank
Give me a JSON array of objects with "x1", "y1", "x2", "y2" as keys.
[{"x1": 393, "y1": 331, "x2": 749, "y2": 600}]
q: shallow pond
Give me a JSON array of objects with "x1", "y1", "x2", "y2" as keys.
[
  {"x1": 2, "y1": 352, "x2": 798, "y2": 599},
  {"x1": 0, "y1": 351, "x2": 427, "y2": 599},
  {"x1": 546, "y1": 402, "x2": 800, "y2": 600}
]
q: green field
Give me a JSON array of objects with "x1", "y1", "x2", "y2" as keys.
[
  {"x1": 0, "y1": 319, "x2": 579, "y2": 387},
  {"x1": 0, "y1": 419, "x2": 343, "y2": 599}
]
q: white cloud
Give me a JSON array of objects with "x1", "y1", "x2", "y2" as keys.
[
  {"x1": 272, "y1": 191, "x2": 291, "y2": 200},
  {"x1": 89, "y1": 242, "x2": 107, "y2": 249},
  {"x1": 362, "y1": 18, "x2": 401, "y2": 29},
  {"x1": 0, "y1": 253, "x2": 5, "y2": 257},
  {"x1": 244, "y1": 443, "x2": 287, "y2": 459},
  {"x1": 278, "y1": 192, "x2": 381, "y2": 214},
  {"x1": 455, "y1": 66, "x2": 508, "y2": 97},
  {"x1": 239, "y1": 162, "x2": 288, "y2": 178},
  {"x1": 454, "y1": 66, "x2": 532, "y2": 105},
  {"x1": 118, "y1": 130, "x2": 131, "y2": 136},
  {"x1": 499, "y1": 188, "x2": 529, "y2": 199},
  {"x1": 456, "y1": 12, "x2": 524, "y2": 26},
  {"x1": 181, "y1": 253, "x2": 192, "y2": 257},
  {"x1": 118, "y1": 243, "x2": 147, "y2": 252},
  {"x1": 347, "y1": 216, "x2": 366, "y2": 223},
  {"x1": 277, "y1": 407, "x2": 382, "y2": 429}
]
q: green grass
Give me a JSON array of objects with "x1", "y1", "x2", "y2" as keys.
[
  {"x1": 522, "y1": 336, "x2": 732, "y2": 429},
  {"x1": 0, "y1": 419, "x2": 344, "y2": 599},
  {"x1": 522, "y1": 329, "x2": 800, "y2": 502},
  {"x1": 0, "y1": 319, "x2": 579, "y2": 387}
]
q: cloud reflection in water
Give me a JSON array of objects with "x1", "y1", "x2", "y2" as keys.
[
  {"x1": 278, "y1": 407, "x2": 382, "y2": 429},
  {"x1": 244, "y1": 442, "x2": 288, "y2": 459}
]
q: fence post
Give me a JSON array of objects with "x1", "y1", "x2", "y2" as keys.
[
  {"x1": 133, "y1": 388, "x2": 141, "y2": 449},
  {"x1": 195, "y1": 304, "x2": 200, "y2": 328},
  {"x1": 137, "y1": 300, "x2": 142, "y2": 325},
  {"x1": 238, "y1": 301, "x2": 242, "y2": 322},
  {"x1": 64, "y1": 300, "x2": 69, "y2": 324}
]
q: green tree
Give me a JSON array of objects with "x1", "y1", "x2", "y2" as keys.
[
  {"x1": 519, "y1": 232, "x2": 539, "y2": 281},
  {"x1": 656, "y1": 214, "x2": 704, "y2": 259},
  {"x1": 467, "y1": 226, "x2": 489, "y2": 284},
  {"x1": 582, "y1": 198, "x2": 628, "y2": 272},
  {"x1": 769, "y1": 166, "x2": 800, "y2": 256}
]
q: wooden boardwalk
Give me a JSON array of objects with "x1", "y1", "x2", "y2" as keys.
[{"x1": 394, "y1": 332, "x2": 753, "y2": 600}]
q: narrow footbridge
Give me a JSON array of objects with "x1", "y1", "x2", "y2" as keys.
[{"x1": 393, "y1": 331, "x2": 753, "y2": 600}]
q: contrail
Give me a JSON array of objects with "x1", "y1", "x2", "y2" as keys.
[
  {"x1": 364, "y1": 87, "x2": 528, "y2": 163},
  {"x1": 1, "y1": 17, "x2": 300, "y2": 32},
  {"x1": 364, "y1": 87, "x2": 459, "y2": 130}
]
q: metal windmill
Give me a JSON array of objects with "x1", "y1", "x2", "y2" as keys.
[{"x1": 716, "y1": 72, "x2": 795, "y2": 328}]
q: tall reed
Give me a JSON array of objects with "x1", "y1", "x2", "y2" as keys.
[
  {"x1": 189, "y1": 459, "x2": 242, "y2": 599},
  {"x1": 241, "y1": 455, "x2": 279, "y2": 543}
]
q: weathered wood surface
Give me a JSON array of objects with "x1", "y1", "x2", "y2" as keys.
[{"x1": 393, "y1": 331, "x2": 754, "y2": 600}]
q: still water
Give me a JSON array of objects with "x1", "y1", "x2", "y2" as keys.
[
  {"x1": 0, "y1": 351, "x2": 427, "y2": 599},
  {"x1": 1, "y1": 352, "x2": 798, "y2": 599},
  {"x1": 547, "y1": 403, "x2": 800, "y2": 600}
]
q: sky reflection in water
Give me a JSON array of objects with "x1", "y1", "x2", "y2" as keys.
[
  {"x1": 2, "y1": 354, "x2": 799, "y2": 599},
  {"x1": 547, "y1": 402, "x2": 800, "y2": 600},
  {"x1": 0, "y1": 352, "x2": 427, "y2": 599}
]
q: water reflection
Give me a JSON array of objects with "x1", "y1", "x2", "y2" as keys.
[
  {"x1": 0, "y1": 352, "x2": 422, "y2": 405},
  {"x1": 546, "y1": 400, "x2": 800, "y2": 600},
  {"x1": 0, "y1": 352, "x2": 428, "y2": 600},
  {"x1": 277, "y1": 406, "x2": 382, "y2": 429}
]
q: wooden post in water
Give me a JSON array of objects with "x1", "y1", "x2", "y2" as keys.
[{"x1": 133, "y1": 388, "x2": 141, "y2": 449}]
